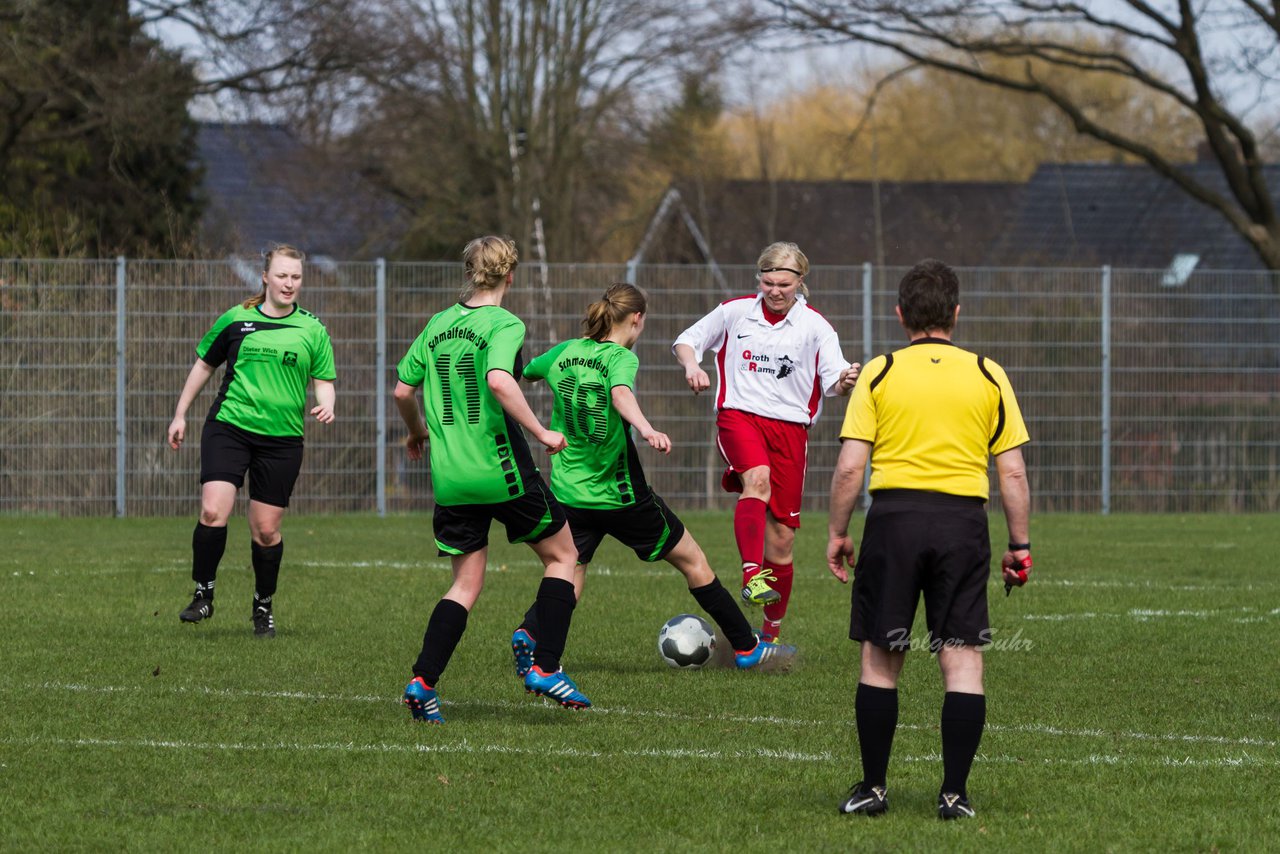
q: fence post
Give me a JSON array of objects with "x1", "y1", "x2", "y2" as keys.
[
  {"x1": 115, "y1": 256, "x2": 127, "y2": 517},
  {"x1": 861, "y1": 262, "x2": 874, "y2": 365},
  {"x1": 1101, "y1": 265, "x2": 1112, "y2": 515},
  {"x1": 376, "y1": 258, "x2": 387, "y2": 517},
  {"x1": 860, "y1": 262, "x2": 874, "y2": 509}
]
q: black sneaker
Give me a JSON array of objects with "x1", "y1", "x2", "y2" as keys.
[
  {"x1": 838, "y1": 782, "x2": 888, "y2": 816},
  {"x1": 938, "y1": 792, "x2": 975, "y2": 820},
  {"x1": 179, "y1": 595, "x2": 214, "y2": 623},
  {"x1": 252, "y1": 605, "x2": 275, "y2": 639}
]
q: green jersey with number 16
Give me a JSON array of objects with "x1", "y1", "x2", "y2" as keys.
[
  {"x1": 524, "y1": 338, "x2": 649, "y2": 509},
  {"x1": 397, "y1": 303, "x2": 541, "y2": 506}
]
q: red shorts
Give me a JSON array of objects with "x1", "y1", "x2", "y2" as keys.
[{"x1": 715, "y1": 408, "x2": 809, "y2": 528}]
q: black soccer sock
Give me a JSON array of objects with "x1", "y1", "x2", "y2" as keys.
[
  {"x1": 941, "y1": 691, "x2": 986, "y2": 798},
  {"x1": 689, "y1": 578, "x2": 755, "y2": 652},
  {"x1": 530, "y1": 577, "x2": 576, "y2": 674},
  {"x1": 252, "y1": 539, "x2": 284, "y2": 606},
  {"x1": 855, "y1": 682, "x2": 899, "y2": 788},
  {"x1": 517, "y1": 602, "x2": 540, "y2": 638},
  {"x1": 191, "y1": 523, "x2": 227, "y2": 592},
  {"x1": 411, "y1": 598, "x2": 470, "y2": 686}
]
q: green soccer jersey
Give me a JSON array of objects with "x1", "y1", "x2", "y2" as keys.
[
  {"x1": 397, "y1": 303, "x2": 541, "y2": 506},
  {"x1": 196, "y1": 304, "x2": 337, "y2": 437},
  {"x1": 523, "y1": 338, "x2": 649, "y2": 509}
]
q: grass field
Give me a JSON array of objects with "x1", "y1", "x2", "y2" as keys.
[{"x1": 1, "y1": 512, "x2": 1277, "y2": 851}]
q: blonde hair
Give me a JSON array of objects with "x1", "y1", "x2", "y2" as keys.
[
  {"x1": 583, "y1": 282, "x2": 647, "y2": 342},
  {"x1": 756, "y1": 241, "x2": 810, "y2": 298},
  {"x1": 245, "y1": 243, "x2": 305, "y2": 309},
  {"x1": 462, "y1": 235, "x2": 519, "y2": 298}
]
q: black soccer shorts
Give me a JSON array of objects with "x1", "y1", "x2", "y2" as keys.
[
  {"x1": 563, "y1": 491, "x2": 687, "y2": 565},
  {"x1": 432, "y1": 475, "x2": 568, "y2": 557},
  {"x1": 200, "y1": 419, "x2": 304, "y2": 508},
  {"x1": 849, "y1": 489, "x2": 992, "y2": 651}
]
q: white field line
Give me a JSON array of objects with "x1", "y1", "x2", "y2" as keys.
[
  {"x1": 1023, "y1": 606, "x2": 1278, "y2": 623},
  {"x1": 1, "y1": 735, "x2": 1274, "y2": 770},
  {"x1": 13, "y1": 560, "x2": 1278, "y2": 593},
  {"x1": 23, "y1": 682, "x2": 1278, "y2": 750}
]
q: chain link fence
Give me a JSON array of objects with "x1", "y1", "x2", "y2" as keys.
[{"x1": 2, "y1": 259, "x2": 1278, "y2": 516}]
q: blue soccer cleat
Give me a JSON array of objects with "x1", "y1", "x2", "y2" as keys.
[
  {"x1": 511, "y1": 627, "x2": 536, "y2": 678},
  {"x1": 734, "y1": 637, "x2": 797, "y2": 670},
  {"x1": 403, "y1": 676, "x2": 444, "y2": 723},
  {"x1": 523, "y1": 665, "x2": 591, "y2": 709}
]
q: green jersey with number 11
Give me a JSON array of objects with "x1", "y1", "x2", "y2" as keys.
[
  {"x1": 524, "y1": 338, "x2": 649, "y2": 509},
  {"x1": 397, "y1": 303, "x2": 541, "y2": 506}
]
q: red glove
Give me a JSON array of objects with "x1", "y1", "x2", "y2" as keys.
[{"x1": 1003, "y1": 553, "x2": 1032, "y2": 596}]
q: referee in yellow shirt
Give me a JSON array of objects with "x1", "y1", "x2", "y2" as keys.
[{"x1": 827, "y1": 259, "x2": 1032, "y2": 821}]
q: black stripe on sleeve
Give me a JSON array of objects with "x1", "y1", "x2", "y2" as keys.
[
  {"x1": 977, "y1": 355, "x2": 1005, "y2": 449},
  {"x1": 868, "y1": 353, "x2": 894, "y2": 392}
]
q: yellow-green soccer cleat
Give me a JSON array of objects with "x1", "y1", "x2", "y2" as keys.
[{"x1": 740, "y1": 569, "x2": 781, "y2": 606}]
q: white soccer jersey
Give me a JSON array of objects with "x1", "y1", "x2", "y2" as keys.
[{"x1": 673, "y1": 293, "x2": 851, "y2": 426}]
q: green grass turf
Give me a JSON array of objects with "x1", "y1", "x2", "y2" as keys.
[{"x1": 1, "y1": 512, "x2": 1277, "y2": 851}]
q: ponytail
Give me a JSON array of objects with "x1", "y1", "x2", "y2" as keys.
[{"x1": 582, "y1": 282, "x2": 647, "y2": 342}]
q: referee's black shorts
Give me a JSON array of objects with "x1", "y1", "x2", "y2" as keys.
[
  {"x1": 850, "y1": 489, "x2": 992, "y2": 651},
  {"x1": 564, "y1": 491, "x2": 686, "y2": 565},
  {"x1": 200, "y1": 419, "x2": 304, "y2": 508}
]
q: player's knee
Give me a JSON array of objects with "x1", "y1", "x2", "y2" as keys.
[
  {"x1": 251, "y1": 528, "x2": 281, "y2": 547},
  {"x1": 199, "y1": 506, "x2": 228, "y2": 527},
  {"x1": 740, "y1": 467, "x2": 771, "y2": 498}
]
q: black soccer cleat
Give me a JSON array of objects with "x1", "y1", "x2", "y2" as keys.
[
  {"x1": 179, "y1": 595, "x2": 214, "y2": 623},
  {"x1": 252, "y1": 605, "x2": 276, "y2": 639},
  {"x1": 838, "y1": 782, "x2": 888, "y2": 816},
  {"x1": 938, "y1": 791, "x2": 975, "y2": 820}
]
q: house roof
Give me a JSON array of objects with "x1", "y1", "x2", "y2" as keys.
[
  {"x1": 986, "y1": 162, "x2": 1280, "y2": 270},
  {"x1": 195, "y1": 122, "x2": 404, "y2": 259},
  {"x1": 643, "y1": 179, "x2": 1023, "y2": 268}
]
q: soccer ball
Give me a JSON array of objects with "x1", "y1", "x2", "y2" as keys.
[{"x1": 657, "y1": 613, "x2": 716, "y2": 669}]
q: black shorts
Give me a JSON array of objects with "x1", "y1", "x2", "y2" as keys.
[
  {"x1": 200, "y1": 420, "x2": 304, "y2": 508},
  {"x1": 564, "y1": 492, "x2": 686, "y2": 565},
  {"x1": 433, "y1": 475, "x2": 568, "y2": 557},
  {"x1": 850, "y1": 489, "x2": 992, "y2": 651}
]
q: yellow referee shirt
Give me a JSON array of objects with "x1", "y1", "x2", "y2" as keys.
[{"x1": 839, "y1": 338, "x2": 1029, "y2": 500}]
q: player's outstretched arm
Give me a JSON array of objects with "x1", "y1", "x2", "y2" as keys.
[
  {"x1": 610, "y1": 386, "x2": 670, "y2": 454},
  {"x1": 827, "y1": 438, "x2": 870, "y2": 583},
  {"x1": 488, "y1": 369, "x2": 565, "y2": 453},
  {"x1": 310, "y1": 379, "x2": 336, "y2": 424},
  {"x1": 168, "y1": 359, "x2": 216, "y2": 450},
  {"x1": 673, "y1": 343, "x2": 710, "y2": 394},
  {"x1": 996, "y1": 447, "x2": 1032, "y2": 589},
  {"x1": 393, "y1": 381, "x2": 428, "y2": 461}
]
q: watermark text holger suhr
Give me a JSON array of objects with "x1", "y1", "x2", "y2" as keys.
[{"x1": 883, "y1": 627, "x2": 1034, "y2": 653}]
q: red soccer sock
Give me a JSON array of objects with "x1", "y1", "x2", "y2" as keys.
[
  {"x1": 734, "y1": 498, "x2": 767, "y2": 579},
  {"x1": 762, "y1": 561, "x2": 794, "y2": 628},
  {"x1": 761, "y1": 619, "x2": 782, "y2": 642}
]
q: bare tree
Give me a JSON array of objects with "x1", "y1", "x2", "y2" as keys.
[
  {"x1": 757, "y1": 1, "x2": 1280, "y2": 270},
  {"x1": 354, "y1": 0, "x2": 738, "y2": 259}
]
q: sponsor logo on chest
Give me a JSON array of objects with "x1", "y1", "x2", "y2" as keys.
[{"x1": 737, "y1": 348, "x2": 796, "y2": 380}]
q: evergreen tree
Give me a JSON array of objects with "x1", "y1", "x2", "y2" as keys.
[{"x1": 0, "y1": 0, "x2": 202, "y2": 256}]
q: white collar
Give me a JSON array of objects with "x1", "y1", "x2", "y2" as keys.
[{"x1": 748, "y1": 292, "x2": 807, "y2": 324}]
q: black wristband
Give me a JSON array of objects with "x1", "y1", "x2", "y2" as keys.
[{"x1": 1008, "y1": 542, "x2": 1031, "y2": 552}]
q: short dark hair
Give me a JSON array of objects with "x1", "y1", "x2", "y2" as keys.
[{"x1": 898, "y1": 259, "x2": 959, "y2": 333}]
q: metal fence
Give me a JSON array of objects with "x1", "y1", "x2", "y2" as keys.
[{"x1": 2, "y1": 259, "x2": 1278, "y2": 516}]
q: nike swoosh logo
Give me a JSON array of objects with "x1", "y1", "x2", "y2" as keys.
[
  {"x1": 789, "y1": 511, "x2": 800, "y2": 517},
  {"x1": 737, "y1": 334, "x2": 751, "y2": 339}
]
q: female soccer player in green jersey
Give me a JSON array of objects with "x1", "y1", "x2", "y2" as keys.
[
  {"x1": 511, "y1": 282, "x2": 796, "y2": 676},
  {"x1": 394, "y1": 235, "x2": 589, "y2": 723},
  {"x1": 168, "y1": 244, "x2": 337, "y2": 639}
]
